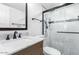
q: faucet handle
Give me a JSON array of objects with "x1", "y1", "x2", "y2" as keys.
[
  {"x1": 13, "y1": 31, "x2": 18, "y2": 39},
  {"x1": 18, "y1": 33, "x2": 21, "y2": 38},
  {"x1": 6, "y1": 34, "x2": 10, "y2": 40},
  {"x1": 14, "y1": 31, "x2": 18, "y2": 34}
]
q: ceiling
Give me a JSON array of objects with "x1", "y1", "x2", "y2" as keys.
[
  {"x1": 40, "y1": 3, "x2": 65, "y2": 10},
  {"x1": 1, "y1": 3, "x2": 65, "y2": 13}
]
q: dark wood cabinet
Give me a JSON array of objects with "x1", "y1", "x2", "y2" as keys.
[{"x1": 13, "y1": 41, "x2": 43, "y2": 55}]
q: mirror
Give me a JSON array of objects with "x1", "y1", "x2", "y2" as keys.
[{"x1": 0, "y1": 3, "x2": 27, "y2": 30}]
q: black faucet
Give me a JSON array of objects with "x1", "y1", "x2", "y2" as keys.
[
  {"x1": 18, "y1": 33, "x2": 21, "y2": 38},
  {"x1": 6, "y1": 34, "x2": 10, "y2": 40},
  {"x1": 13, "y1": 31, "x2": 18, "y2": 39}
]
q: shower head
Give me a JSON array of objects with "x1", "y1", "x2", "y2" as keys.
[
  {"x1": 49, "y1": 21, "x2": 54, "y2": 24},
  {"x1": 32, "y1": 18, "x2": 42, "y2": 22}
]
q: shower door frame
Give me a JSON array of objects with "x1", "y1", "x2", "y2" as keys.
[{"x1": 42, "y1": 3, "x2": 74, "y2": 35}]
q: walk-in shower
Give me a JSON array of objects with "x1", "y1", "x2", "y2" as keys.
[{"x1": 42, "y1": 3, "x2": 79, "y2": 55}]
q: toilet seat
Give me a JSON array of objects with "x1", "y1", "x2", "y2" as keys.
[{"x1": 43, "y1": 47, "x2": 61, "y2": 55}]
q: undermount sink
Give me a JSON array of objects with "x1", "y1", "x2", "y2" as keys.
[{"x1": 0, "y1": 35, "x2": 44, "y2": 55}]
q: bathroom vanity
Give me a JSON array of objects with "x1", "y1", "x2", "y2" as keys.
[
  {"x1": 13, "y1": 40, "x2": 43, "y2": 55},
  {"x1": 0, "y1": 35, "x2": 44, "y2": 55}
]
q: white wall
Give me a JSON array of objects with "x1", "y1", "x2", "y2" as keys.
[
  {"x1": 28, "y1": 3, "x2": 43, "y2": 36},
  {"x1": 44, "y1": 3, "x2": 79, "y2": 55}
]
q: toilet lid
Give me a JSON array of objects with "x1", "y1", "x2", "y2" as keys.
[{"x1": 43, "y1": 47, "x2": 61, "y2": 55}]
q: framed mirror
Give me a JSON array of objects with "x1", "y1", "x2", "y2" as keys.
[{"x1": 0, "y1": 3, "x2": 27, "y2": 30}]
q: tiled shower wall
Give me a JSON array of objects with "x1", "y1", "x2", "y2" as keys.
[{"x1": 44, "y1": 3, "x2": 79, "y2": 55}]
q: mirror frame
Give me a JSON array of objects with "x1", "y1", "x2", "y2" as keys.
[{"x1": 0, "y1": 3, "x2": 27, "y2": 30}]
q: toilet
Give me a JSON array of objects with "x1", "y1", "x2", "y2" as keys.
[{"x1": 43, "y1": 47, "x2": 61, "y2": 55}]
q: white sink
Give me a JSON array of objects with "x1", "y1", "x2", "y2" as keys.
[{"x1": 0, "y1": 35, "x2": 44, "y2": 55}]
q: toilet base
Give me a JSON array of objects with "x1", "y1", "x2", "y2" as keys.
[{"x1": 43, "y1": 47, "x2": 61, "y2": 55}]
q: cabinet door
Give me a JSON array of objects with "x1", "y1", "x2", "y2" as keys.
[{"x1": 13, "y1": 41, "x2": 43, "y2": 55}]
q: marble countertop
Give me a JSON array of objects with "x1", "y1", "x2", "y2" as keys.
[{"x1": 0, "y1": 35, "x2": 44, "y2": 55}]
